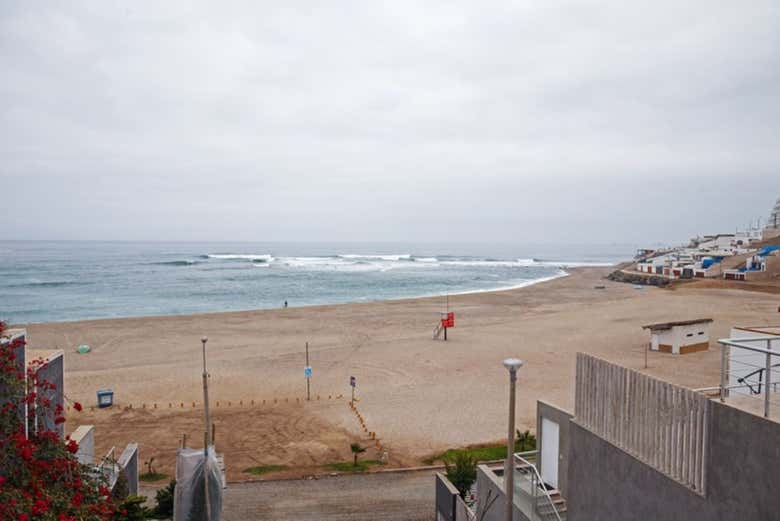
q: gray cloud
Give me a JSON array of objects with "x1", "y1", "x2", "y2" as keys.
[{"x1": 1, "y1": 1, "x2": 778, "y2": 244}]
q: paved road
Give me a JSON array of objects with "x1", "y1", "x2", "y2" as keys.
[{"x1": 221, "y1": 469, "x2": 437, "y2": 521}]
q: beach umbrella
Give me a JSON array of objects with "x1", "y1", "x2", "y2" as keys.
[{"x1": 76, "y1": 344, "x2": 91, "y2": 354}]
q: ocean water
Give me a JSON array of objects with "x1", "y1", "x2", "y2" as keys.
[{"x1": 0, "y1": 241, "x2": 633, "y2": 324}]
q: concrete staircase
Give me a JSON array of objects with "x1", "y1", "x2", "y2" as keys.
[{"x1": 536, "y1": 489, "x2": 568, "y2": 520}]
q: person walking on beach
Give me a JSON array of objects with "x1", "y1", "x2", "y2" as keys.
[{"x1": 284, "y1": 300, "x2": 288, "y2": 308}]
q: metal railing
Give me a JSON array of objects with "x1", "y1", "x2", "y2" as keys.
[
  {"x1": 513, "y1": 452, "x2": 564, "y2": 521},
  {"x1": 717, "y1": 336, "x2": 780, "y2": 419},
  {"x1": 97, "y1": 446, "x2": 120, "y2": 489}
]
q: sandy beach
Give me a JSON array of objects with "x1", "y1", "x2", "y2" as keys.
[{"x1": 19, "y1": 267, "x2": 780, "y2": 480}]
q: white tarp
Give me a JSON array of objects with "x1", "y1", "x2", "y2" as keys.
[{"x1": 173, "y1": 447, "x2": 223, "y2": 521}]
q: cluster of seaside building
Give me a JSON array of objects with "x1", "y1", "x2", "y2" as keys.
[{"x1": 633, "y1": 197, "x2": 780, "y2": 282}]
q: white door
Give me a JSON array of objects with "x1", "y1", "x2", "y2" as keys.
[{"x1": 540, "y1": 417, "x2": 559, "y2": 490}]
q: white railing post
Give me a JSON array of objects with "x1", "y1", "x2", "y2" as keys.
[
  {"x1": 765, "y1": 338, "x2": 772, "y2": 419},
  {"x1": 720, "y1": 344, "x2": 728, "y2": 403}
]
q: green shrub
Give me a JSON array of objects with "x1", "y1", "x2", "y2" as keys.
[
  {"x1": 445, "y1": 451, "x2": 477, "y2": 498},
  {"x1": 149, "y1": 479, "x2": 175, "y2": 519}
]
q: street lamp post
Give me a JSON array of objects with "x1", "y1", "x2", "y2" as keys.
[
  {"x1": 503, "y1": 358, "x2": 523, "y2": 521},
  {"x1": 201, "y1": 336, "x2": 211, "y2": 521}
]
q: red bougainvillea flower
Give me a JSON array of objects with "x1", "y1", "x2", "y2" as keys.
[
  {"x1": 32, "y1": 498, "x2": 50, "y2": 515},
  {"x1": 1, "y1": 319, "x2": 123, "y2": 520}
]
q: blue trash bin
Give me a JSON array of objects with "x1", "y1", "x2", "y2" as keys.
[{"x1": 96, "y1": 389, "x2": 114, "y2": 408}]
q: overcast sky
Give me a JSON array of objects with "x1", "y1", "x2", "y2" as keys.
[{"x1": 1, "y1": 1, "x2": 778, "y2": 244}]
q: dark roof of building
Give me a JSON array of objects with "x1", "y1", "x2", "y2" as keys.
[{"x1": 642, "y1": 318, "x2": 713, "y2": 331}]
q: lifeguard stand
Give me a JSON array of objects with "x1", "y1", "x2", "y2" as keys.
[{"x1": 433, "y1": 294, "x2": 455, "y2": 340}]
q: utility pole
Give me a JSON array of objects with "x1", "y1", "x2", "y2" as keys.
[
  {"x1": 202, "y1": 337, "x2": 211, "y2": 443},
  {"x1": 201, "y1": 336, "x2": 212, "y2": 521}
]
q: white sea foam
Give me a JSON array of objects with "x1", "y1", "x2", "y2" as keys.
[
  {"x1": 402, "y1": 270, "x2": 570, "y2": 300},
  {"x1": 339, "y1": 254, "x2": 412, "y2": 261},
  {"x1": 413, "y1": 257, "x2": 439, "y2": 263},
  {"x1": 281, "y1": 257, "x2": 337, "y2": 267},
  {"x1": 277, "y1": 256, "x2": 384, "y2": 271},
  {"x1": 440, "y1": 260, "x2": 524, "y2": 267},
  {"x1": 207, "y1": 254, "x2": 274, "y2": 262}
]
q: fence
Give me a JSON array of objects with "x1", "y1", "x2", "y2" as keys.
[
  {"x1": 68, "y1": 393, "x2": 344, "y2": 413},
  {"x1": 717, "y1": 335, "x2": 780, "y2": 419},
  {"x1": 574, "y1": 353, "x2": 709, "y2": 495}
]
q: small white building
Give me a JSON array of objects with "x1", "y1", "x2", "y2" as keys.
[{"x1": 642, "y1": 319, "x2": 713, "y2": 354}]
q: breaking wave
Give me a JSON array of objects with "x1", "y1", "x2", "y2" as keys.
[{"x1": 207, "y1": 254, "x2": 274, "y2": 262}]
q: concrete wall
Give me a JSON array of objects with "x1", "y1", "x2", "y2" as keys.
[
  {"x1": 71, "y1": 425, "x2": 95, "y2": 465},
  {"x1": 536, "y1": 400, "x2": 572, "y2": 497},
  {"x1": 567, "y1": 401, "x2": 780, "y2": 521},
  {"x1": 118, "y1": 443, "x2": 139, "y2": 496},
  {"x1": 34, "y1": 352, "x2": 64, "y2": 438},
  {"x1": 436, "y1": 472, "x2": 458, "y2": 521},
  {"x1": 435, "y1": 472, "x2": 476, "y2": 521},
  {"x1": 475, "y1": 465, "x2": 530, "y2": 521}
]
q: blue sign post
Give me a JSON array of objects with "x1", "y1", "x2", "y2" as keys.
[{"x1": 305, "y1": 342, "x2": 311, "y2": 401}]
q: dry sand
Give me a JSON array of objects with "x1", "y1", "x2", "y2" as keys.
[{"x1": 20, "y1": 267, "x2": 780, "y2": 481}]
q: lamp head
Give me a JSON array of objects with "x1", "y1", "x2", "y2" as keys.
[
  {"x1": 201, "y1": 336, "x2": 208, "y2": 344},
  {"x1": 503, "y1": 358, "x2": 523, "y2": 373}
]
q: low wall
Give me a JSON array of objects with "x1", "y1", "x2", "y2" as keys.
[
  {"x1": 435, "y1": 472, "x2": 474, "y2": 521},
  {"x1": 475, "y1": 465, "x2": 529, "y2": 521},
  {"x1": 34, "y1": 352, "x2": 64, "y2": 438},
  {"x1": 435, "y1": 472, "x2": 458, "y2": 521},
  {"x1": 118, "y1": 443, "x2": 139, "y2": 496},
  {"x1": 71, "y1": 425, "x2": 95, "y2": 465}
]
